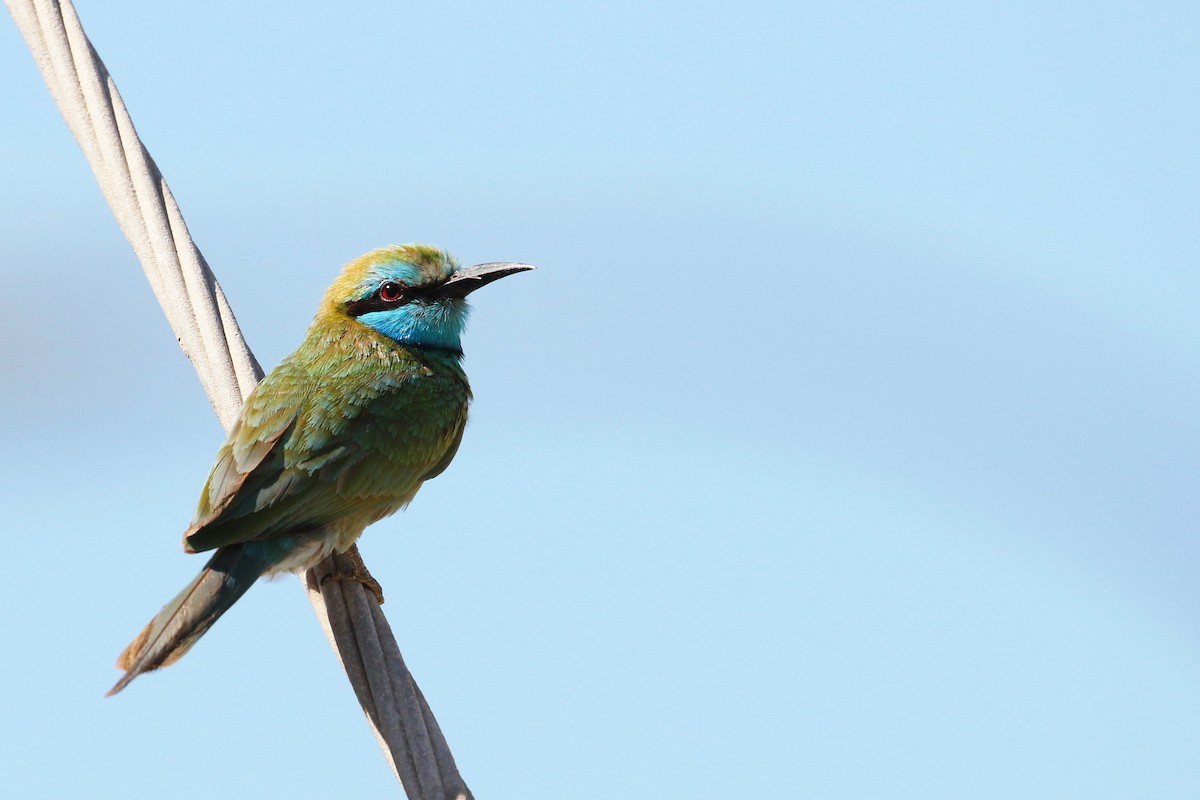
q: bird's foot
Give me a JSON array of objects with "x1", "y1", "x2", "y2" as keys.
[{"x1": 320, "y1": 548, "x2": 385, "y2": 605}]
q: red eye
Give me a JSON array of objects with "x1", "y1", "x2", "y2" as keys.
[{"x1": 379, "y1": 281, "x2": 405, "y2": 302}]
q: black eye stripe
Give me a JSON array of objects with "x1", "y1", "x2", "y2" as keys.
[
  {"x1": 344, "y1": 281, "x2": 446, "y2": 317},
  {"x1": 346, "y1": 282, "x2": 405, "y2": 316}
]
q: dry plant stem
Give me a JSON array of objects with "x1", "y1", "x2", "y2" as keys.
[{"x1": 6, "y1": 1, "x2": 473, "y2": 797}]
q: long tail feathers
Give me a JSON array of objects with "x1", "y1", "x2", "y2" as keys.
[{"x1": 107, "y1": 544, "x2": 273, "y2": 696}]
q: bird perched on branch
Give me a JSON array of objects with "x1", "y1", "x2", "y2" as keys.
[{"x1": 108, "y1": 244, "x2": 532, "y2": 695}]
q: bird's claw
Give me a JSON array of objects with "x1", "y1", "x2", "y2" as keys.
[{"x1": 320, "y1": 550, "x2": 385, "y2": 605}]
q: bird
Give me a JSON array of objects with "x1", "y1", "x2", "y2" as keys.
[{"x1": 107, "y1": 244, "x2": 532, "y2": 696}]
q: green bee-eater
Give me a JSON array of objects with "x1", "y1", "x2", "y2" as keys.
[{"x1": 108, "y1": 244, "x2": 532, "y2": 695}]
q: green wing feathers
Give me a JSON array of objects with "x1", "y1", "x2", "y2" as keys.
[{"x1": 183, "y1": 342, "x2": 469, "y2": 554}]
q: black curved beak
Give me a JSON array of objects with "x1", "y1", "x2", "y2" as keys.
[{"x1": 439, "y1": 262, "x2": 536, "y2": 299}]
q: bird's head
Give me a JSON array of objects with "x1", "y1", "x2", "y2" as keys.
[{"x1": 322, "y1": 244, "x2": 533, "y2": 353}]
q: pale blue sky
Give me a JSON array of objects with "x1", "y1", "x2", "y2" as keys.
[{"x1": 2, "y1": 1, "x2": 1199, "y2": 797}]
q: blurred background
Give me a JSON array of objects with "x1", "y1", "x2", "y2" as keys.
[{"x1": 2, "y1": 1, "x2": 1198, "y2": 797}]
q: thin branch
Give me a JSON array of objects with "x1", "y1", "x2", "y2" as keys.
[{"x1": 6, "y1": 2, "x2": 471, "y2": 797}]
